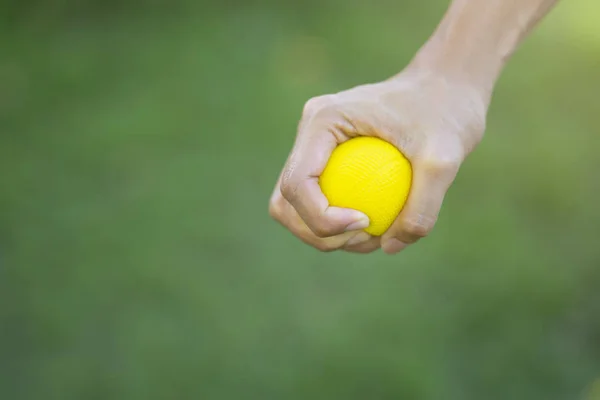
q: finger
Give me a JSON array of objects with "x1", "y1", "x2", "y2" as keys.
[
  {"x1": 270, "y1": 184, "x2": 372, "y2": 252},
  {"x1": 342, "y1": 236, "x2": 381, "y2": 254},
  {"x1": 381, "y1": 148, "x2": 461, "y2": 255},
  {"x1": 279, "y1": 201, "x2": 372, "y2": 252},
  {"x1": 280, "y1": 121, "x2": 369, "y2": 238}
]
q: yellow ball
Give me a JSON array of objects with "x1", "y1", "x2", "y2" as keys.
[{"x1": 319, "y1": 137, "x2": 412, "y2": 236}]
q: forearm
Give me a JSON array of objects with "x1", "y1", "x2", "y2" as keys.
[{"x1": 407, "y1": 0, "x2": 560, "y2": 102}]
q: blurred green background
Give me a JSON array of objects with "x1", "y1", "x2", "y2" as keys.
[{"x1": 2, "y1": 0, "x2": 600, "y2": 399}]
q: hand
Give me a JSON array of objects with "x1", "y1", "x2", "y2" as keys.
[{"x1": 269, "y1": 67, "x2": 488, "y2": 254}]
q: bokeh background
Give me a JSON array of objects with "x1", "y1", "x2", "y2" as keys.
[{"x1": 2, "y1": 0, "x2": 600, "y2": 399}]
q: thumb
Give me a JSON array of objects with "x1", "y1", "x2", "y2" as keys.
[{"x1": 281, "y1": 120, "x2": 370, "y2": 238}]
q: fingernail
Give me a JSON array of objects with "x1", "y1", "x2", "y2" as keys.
[
  {"x1": 346, "y1": 217, "x2": 370, "y2": 232},
  {"x1": 346, "y1": 232, "x2": 371, "y2": 246},
  {"x1": 382, "y1": 238, "x2": 407, "y2": 255}
]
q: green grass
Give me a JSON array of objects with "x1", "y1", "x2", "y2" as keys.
[{"x1": 1, "y1": 1, "x2": 600, "y2": 399}]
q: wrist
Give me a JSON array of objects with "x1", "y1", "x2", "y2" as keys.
[
  {"x1": 405, "y1": 38, "x2": 503, "y2": 108},
  {"x1": 409, "y1": 40, "x2": 508, "y2": 108},
  {"x1": 402, "y1": 0, "x2": 547, "y2": 106}
]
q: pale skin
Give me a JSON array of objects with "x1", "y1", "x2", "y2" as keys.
[{"x1": 269, "y1": 0, "x2": 561, "y2": 255}]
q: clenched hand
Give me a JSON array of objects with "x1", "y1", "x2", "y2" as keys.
[
  {"x1": 268, "y1": 0, "x2": 559, "y2": 255},
  {"x1": 269, "y1": 68, "x2": 487, "y2": 254}
]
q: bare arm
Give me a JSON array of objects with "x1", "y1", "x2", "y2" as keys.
[
  {"x1": 410, "y1": 0, "x2": 560, "y2": 102},
  {"x1": 270, "y1": 0, "x2": 561, "y2": 254}
]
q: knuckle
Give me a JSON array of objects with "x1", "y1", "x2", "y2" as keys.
[
  {"x1": 302, "y1": 98, "x2": 318, "y2": 116},
  {"x1": 465, "y1": 117, "x2": 486, "y2": 152},
  {"x1": 302, "y1": 95, "x2": 335, "y2": 118},
  {"x1": 421, "y1": 152, "x2": 462, "y2": 176},
  {"x1": 314, "y1": 241, "x2": 337, "y2": 252},
  {"x1": 343, "y1": 243, "x2": 378, "y2": 254},
  {"x1": 466, "y1": 97, "x2": 488, "y2": 134},
  {"x1": 279, "y1": 177, "x2": 298, "y2": 203},
  {"x1": 302, "y1": 97, "x2": 322, "y2": 117},
  {"x1": 311, "y1": 221, "x2": 337, "y2": 238},
  {"x1": 402, "y1": 216, "x2": 436, "y2": 238},
  {"x1": 421, "y1": 133, "x2": 464, "y2": 172}
]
